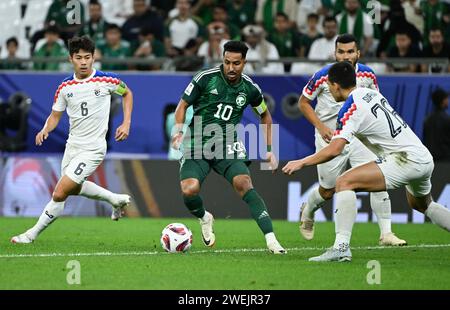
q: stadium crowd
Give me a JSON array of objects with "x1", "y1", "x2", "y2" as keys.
[{"x1": 0, "y1": 0, "x2": 449, "y2": 73}]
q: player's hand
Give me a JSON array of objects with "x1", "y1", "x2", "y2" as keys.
[
  {"x1": 282, "y1": 160, "x2": 305, "y2": 175},
  {"x1": 35, "y1": 130, "x2": 49, "y2": 146},
  {"x1": 115, "y1": 123, "x2": 130, "y2": 142},
  {"x1": 266, "y1": 152, "x2": 278, "y2": 173},
  {"x1": 318, "y1": 125, "x2": 333, "y2": 143},
  {"x1": 171, "y1": 132, "x2": 183, "y2": 150}
]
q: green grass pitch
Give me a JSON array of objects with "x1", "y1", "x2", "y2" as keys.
[{"x1": 0, "y1": 217, "x2": 449, "y2": 290}]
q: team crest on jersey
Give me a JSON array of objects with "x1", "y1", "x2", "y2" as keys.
[
  {"x1": 94, "y1": 89, "x2": 101, "y2": 96},
  {"x1": 236, "y1": 94, "x2": 246, "y2": 107}
]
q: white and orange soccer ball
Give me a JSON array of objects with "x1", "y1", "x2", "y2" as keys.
[{"x1": 160, "y1": 223, "x2": 193, "y2": 253}]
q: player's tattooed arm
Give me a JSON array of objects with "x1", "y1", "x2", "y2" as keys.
[
  {"x1": 282, "y1": 138, "x2": 347, "y2": 175},
  {"x1": 115, "y1": 86, "x2": 133, "y2": 142},
  {"x1": 35, "y1": 110, "x2": 63, "y2": 146},
  {"x1": 299, "y1": 95, "x2": 333, "y2": 143}
]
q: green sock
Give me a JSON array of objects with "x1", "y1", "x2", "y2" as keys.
[
  {"x1": 183, "y1": 195, "x2": 206, "y2": 218},
  {"x1": 243, "y1": 189, "x2": 273, "y2": 234}
]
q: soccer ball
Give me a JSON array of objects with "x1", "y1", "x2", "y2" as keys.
[{"x1": 160, "y1": 223, "x2": 193, "y2": 253}]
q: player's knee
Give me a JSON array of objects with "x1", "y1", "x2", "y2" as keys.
[
  {"x1": 181, "y1": 180, "x2": 200, "y2": 197},
  {"x1": 233, "y1": 176, "x2": 253, "y2": 197},
  {"x1": 319, "y1": 186, "x2": 335, "y2": 200},
  {"x1": 52, "y1": 190, "x2": 68, "y2": 202},
  {"x1": 336, "y1": 175, "x2": 354, "y2": 192}
]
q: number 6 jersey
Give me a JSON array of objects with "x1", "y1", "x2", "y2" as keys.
[
  {"x1": 52, "y1": 69, "x2": 127, "y2": 150},
  {"x1": 332, "y1": 88, "x2": 433, "y2": 164}
]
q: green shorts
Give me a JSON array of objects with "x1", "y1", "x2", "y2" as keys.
[{"x1": 179, "y1": 158, "x2": 251, "y2": 184}]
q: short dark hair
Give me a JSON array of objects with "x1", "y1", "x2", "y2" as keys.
[
  {"x1": 431, "y1": 88, "x2": 448, "y2": 109},
  {"x1": 323, "y1": 16, "x2": 337, "y2": 27},
  {"x1": 335, "y1": 34, "x2": 359, "y2": 49},
  {"x1": 275, "y1": 12, "x2": 289, "y2": 20},
  {"x1": 6, "y1": 37, "x2": 18, "y2": 47},
  {"x1": 89, "y1": 0, "x2": 101, "y2": 6},
  {"x1": 223, "y1": 40, "x2": 248, "y2": 58},
  {"x1": 328, "y1": 62, "x2": 356, "y2": 89},
  {"x1": 395, "y1": 30, "x2": 411, "y2": 38},
  {"x1": 106, "y1": 23, "x2": 121, "y2": 33},
  {"x1": 429, "y1": 26, "x2": 444, "y2": 35},
  {"x1": 307, "y1": 13, "x2": 319, "y2": 21},
  {"x1": 68, "y1": 36, "x2": 95, "y2": 56},
  {"x1": 45, "y1": 25, "x2": 60, "y2": 35}
]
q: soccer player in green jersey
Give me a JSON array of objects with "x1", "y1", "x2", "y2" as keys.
[{"x1": 171, "y1": 41, "x2": 286, "y2": 254}]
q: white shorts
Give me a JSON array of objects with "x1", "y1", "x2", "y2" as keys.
[
  {"x1": 316, "y1": 135, "x2": 378, "y2": 189},
  {"x1": 61, "y1": 143, "x2": 106, "y2": 184},
  {"x1": 376, "y1": 153, "x2": 434, "y2": 197}
]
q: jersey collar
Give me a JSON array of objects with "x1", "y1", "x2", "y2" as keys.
[{"x1": 73, "y1": 68, "x2": 96, "y2": 82}]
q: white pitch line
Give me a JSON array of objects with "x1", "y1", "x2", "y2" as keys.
[{"x1": 1, "y1": 244, "x2": 449, "y2": 259}]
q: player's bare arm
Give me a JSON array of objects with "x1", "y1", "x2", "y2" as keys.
[
  {"x1": 171, "y1": 99, "x2": 189, "y2": 150},
  {"x1": 259, "y1": 109, "x2": 278, "y2": 172},
  {"x1": 282, "y1": 138, "x2": 347, "y2": 175},
  {"x1": 35, "y1": 110, "x2": 64, "y2": 146},
  {"x1": 115, "y1": 86, "x2": 133, "y2": 142},
  {"x1": 299, "y1": 94, "x2": 333, "y2": 143}
]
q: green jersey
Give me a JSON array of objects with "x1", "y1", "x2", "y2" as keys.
[{"x1": 181, "y1": 65, "x2": 267, "y2": 159}]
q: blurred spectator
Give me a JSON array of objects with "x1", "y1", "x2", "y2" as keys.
[
  {"x1": 99, "y1": 0, "x2": 134, "y2": 26},
  {"x1": 33, "y1": 25, "x2": 68, "y2": 71},
  {"x1": 226, "y1": 0, "x2": 256, "y2": 29},
  {"x1": 78, "y1": 0, "x2": 111, "y2": 42},
  {"x1": 403, "y1": 0, "x2": 424, "y2": 34},
  {"x1": 421, "y1": 0, "x2": 450, "y2": 45},
  {"x1": 308, "y1": 16, "x2": 338, "y2": 61},
  {"x1": 122, "y1": 0, "x2": 164, "y2": 45},
  {"x1": 296, "y1": 0, "x2": 327, "y2": 33},
  {"x1": 255, "y1": 0, "x2": 298, "y2": 33},
  {"x1": 298, "y1": 13, "x2": 323, "y2": 58},
  {"x1": 198, "y1": 22, "x2": 229, "y2": 68},
  {"x1": 0, "y1": 38, "x2": 26, "y2": 70},
  {"x1": 96, "y1": 24, "x2": 130, "y2": 71},
  {"x1": 165, "y1": 0, "x2": 205, "y2": 57},
  {"x1": 336, "y1": 0, "x2": 374, "y2": 56},
  {"x1": 242, "y1": 24, "x2": 284, "y2": 74},
  {"x1": 45, "y1": 0, "x2": 86, "y2": 43},
  {"x1": 377, "y1": 1, "x2": 422, "y2": 57},
  {"x1": 423, "y1": 88, "x2": 450, "y2": 161},
  {"x1": 152, "y1": 0, "x2": 177, "y2": 19},
  {"x1": 267, "y1": 12, "x2": 300, "y2": 71},
  {"x1": 211, "y1": 4, "x2": 241, "y2": 40},
  {"x1": 132, "y1": 27, "x2": 166, "y2": 70},
  {"x1": 421, "y1": 27, "x2": 450, "y2": 73},
  {"x1": 387, "y1": 31, "x2": 422, "y2": 72},
  {"x1": 192, "y1": 0, "x2": 217, "y2": 25}
]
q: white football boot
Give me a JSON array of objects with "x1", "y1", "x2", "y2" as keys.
[
  {"x1": 379, "y1": 232, "x2": 407, "y2": 246},
  {"x1": 199, "y1": 211, "x2": 216, "y2": 247},
  {"x1": 309, "y1": 247, "x2": 352, "y2": 262},
  {"x1": 111, "y1": 194, "x2": 131, "y2": 221},
  {"x1": 299, "y1": 203, "x2": 315, "y2": 240},
  {"x1": 267, "y1": 240, "x2": 287, "y2": 254},
  {"x1": 11, "y1": 232, "x2": 34, "y2": 244}
]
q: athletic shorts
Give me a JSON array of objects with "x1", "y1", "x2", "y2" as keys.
[
  {"x1": 376, "y1": 153, "x2": 434, "y2": 197},
  {"x1": 179, "y1": 157, "x2": 251, "y2": 184},
  {"x1": 316, "y1": 135, "x2": 378, "y2": 189},
  {"x1": 61, "y1": 143, "x2": 106, "y2": 184}
]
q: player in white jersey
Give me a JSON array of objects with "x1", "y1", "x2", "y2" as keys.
[
  {"x1": 11, "y1": 36, "x2": 134, "y2": 244},
  {"x1": 298, "y1": 34, "x2": 406, "y2": 246},
  {"x1": 283, "y1": 62, "x2": 450, "y2": 261}
]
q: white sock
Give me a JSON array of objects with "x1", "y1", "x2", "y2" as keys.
[
  {"x1": 425, "y1": 202, "x2": 450, "y2": 232},
  {"x1": 333, "y1": 190, "x2": 357, "y2": 250},
  {"x1": 265, "y1": 232, "x2": 277, "y2": 244},
  {"x1": 26, "y1": 200, "x2": 65, "y2": 240},
  {"x1": 370, "y1": 191, "x2": 392, "y2": 235},
  {"x1": 303, "y1": 186, "x2": 327, "y2": 219},
  {"x1": 79, "y1": 181, "x2": 114, "y2": 205}
]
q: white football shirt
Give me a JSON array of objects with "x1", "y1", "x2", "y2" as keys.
[
  {"x1": 302, "y1": 63, "x2": 379, "y2": 131},
  {"x1": 52, "y1": 69, "x2": 127, "y2": 150},
  {"x1": 332, "y1": 88, "x2": 433, "y2": 164}
]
